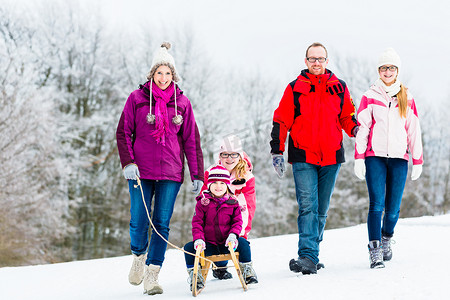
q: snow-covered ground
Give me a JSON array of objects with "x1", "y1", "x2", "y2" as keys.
[{"x1": 1, "y1": 214, "x2": 449, "y2": 300}]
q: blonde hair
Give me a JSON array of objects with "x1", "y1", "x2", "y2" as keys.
[
  {"x1": 396, "y1": 84, "x2": 408, "y2": 118},
  {"x1": 233, "y1": 157, "x2": 248, "y2": 180}
]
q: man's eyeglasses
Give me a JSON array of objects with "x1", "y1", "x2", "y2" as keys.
[
  {"x1": 379, "y1": 66, "x2": 397, "y2": 72},
  {"x1": 220, "y1": 153, "x2": 240, "y2": 158},
  {"x1": 306, "y1": 57, "x2": 327, "y2": 63}
]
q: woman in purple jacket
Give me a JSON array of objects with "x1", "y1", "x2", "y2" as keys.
[
  {"x1": 116, "y1": 42, "x2": 204, "y2": 295},
  {"x1": 183, "y1": 164, "x2": 258, "y2": 292}
]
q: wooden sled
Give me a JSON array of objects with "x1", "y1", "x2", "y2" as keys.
[{"x1": 192, "y1": 243, "x2": 248, "y2": 296}]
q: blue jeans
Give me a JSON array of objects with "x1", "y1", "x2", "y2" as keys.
[
  {"x1": 128, "y1": 179, "x2": 181, "y2": 266},
  {"x1": 365, "y1": 157, "x2": 408, "y2": 241},
  {"x1": 292, "y1": 162, "x2": 341, "y2": 264},
  {"x1": 184, "y1": 238, "x2": 251, "y2": 268}
]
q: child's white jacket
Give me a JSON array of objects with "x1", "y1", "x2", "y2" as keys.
[{"x1": 355, "y1": 84, "x2": 423, "y2": 165}]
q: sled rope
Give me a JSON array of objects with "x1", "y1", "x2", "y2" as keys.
[{"x1": 134, "y1": 177, "x2": 219, "y2": 269}]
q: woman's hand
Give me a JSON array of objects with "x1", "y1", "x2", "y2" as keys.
[
  {"x1": 123, "y1": 164, "x2": 140, "y2": 180},
  {"x1": 192, "y1": 180, "x2": 203, "y2": 194}
]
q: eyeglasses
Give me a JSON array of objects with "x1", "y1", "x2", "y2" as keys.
[
  {"x1": 306, "y1": 57, "x2": 327, "y2": 63},
  {"x1": 379, "y1": 66, "x2": 397, "y2": 72},
  {"x1": 220, "y1": 153, "x2": 240, "y2": 158}
]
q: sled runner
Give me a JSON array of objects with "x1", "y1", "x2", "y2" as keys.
[{"x1": 192, "y1": 242, "x2": 248, "y2": 296}]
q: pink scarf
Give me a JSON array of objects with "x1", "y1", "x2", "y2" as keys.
[{"x1": 151, "y1": 81, "x2": 175, "y2": 145}]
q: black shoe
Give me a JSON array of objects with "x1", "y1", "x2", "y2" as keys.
[
  {"x1": 317, "y1": 262, "x2": 325, "y2": 270},
  {"x1": 245, "y1": 275, "x2": 258, "y2": 284},
  {"x1": 289, "y1": 257, "x2": 317, "y2": 275},
  {"x1": 212, "y1": 268, "x2": 232, "y2": 280}
]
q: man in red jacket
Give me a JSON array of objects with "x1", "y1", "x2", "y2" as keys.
[{"x1": 270, "y1": 42, "x2": 358, "y2": 275}]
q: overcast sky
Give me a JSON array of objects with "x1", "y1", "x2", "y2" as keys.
[{"x1": 9, "y1": 0, "x2": 450, "y2": 105}]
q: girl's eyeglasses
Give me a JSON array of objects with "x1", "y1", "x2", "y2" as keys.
[
  {"x1": 379, "y1": 66, "x2": 397, "y2": 72},
  {"x1": 220, "y1": 153, "x2": 240, "y2": 158}
]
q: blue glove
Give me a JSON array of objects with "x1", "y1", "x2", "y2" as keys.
[
  {"x1": 272, "y1": 154, "x2": 285, "y2": 178},
  {"x1": 225, "y1": 234, "x2": 238, "y2": 251},
  {"x1": 123, "y1": 164, "x2": 140, "y2": 180},
  {"x1": 192, "y1": 180, "x2": 203, "y2": 194},
  {"x1": 194, "y1": 239, "x2": 206, "y2": 251}
]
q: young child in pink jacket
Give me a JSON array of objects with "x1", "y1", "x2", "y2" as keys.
[{"x1": 184, "y1": 165, "x2": 258, "y2": 291}]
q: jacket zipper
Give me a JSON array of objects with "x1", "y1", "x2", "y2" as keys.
[{"x1": 387, "y1": 101, "x2": 391, "y2": 157}]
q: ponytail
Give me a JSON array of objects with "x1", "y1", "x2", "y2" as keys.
[{"x1": 396, "y1": 84, "x2": 408, "y2": 118}]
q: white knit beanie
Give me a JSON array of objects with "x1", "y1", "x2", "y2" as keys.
[
  {"x1": 219, "y1": 134, "x2": 244, "y2": 158},
  {"x1": 147, "y1": 42, "x2": 180, "y2": 82},
  {"x1": 377, "y1": 47, "x2": 401, "y2": 70}
]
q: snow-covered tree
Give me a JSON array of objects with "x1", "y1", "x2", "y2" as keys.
[{"x1": 0, "y1": 6, "x2": 69, "y2": 266}]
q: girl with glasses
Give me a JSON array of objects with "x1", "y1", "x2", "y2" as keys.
[{"x1": 354, "y1": 48, "x2": 423, "y2": 269}]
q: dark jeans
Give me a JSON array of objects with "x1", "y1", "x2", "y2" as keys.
[
  {"x1": 365, "y1": 156, "x2": 408, "y2": 241},
  {"x1": 128, "y1": 179, "x2": 181, "y2": 266},
  {"x1": 292, "y1": 162, "x2": 341, "y2": 264},
  {"x1": 184, "y1": 238, "x2": 251, "y2": 268}
]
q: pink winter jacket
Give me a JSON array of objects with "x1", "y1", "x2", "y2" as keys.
[
  {"x1": 200, "y1": 152, "x2": 256, "y2": 239},
  {"x1": 355, "y1": 84, "x2": 423, "y2": 165},
  {"x1": 191, "y1": 192, "x2": 242, "y2": 245}
]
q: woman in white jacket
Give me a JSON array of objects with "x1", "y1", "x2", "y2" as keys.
[{"x1": 354, "y1": 48, "x2": 423, "y2": 269}]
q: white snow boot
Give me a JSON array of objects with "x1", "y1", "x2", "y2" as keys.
[
  {"x1": 128, "y1": 253, "x2": 146, "y2": 285},
  {"x1": 143, "y1": 264, "x2": 163, "y2": 295},
  {"x1": 368, "y1": 240, "x2": 385, "y2": 269},
  {"x1": 239, "y1": 261, "x2": 258, "y2": 284},
  {"x1": 187, "y1": 267, "x2": 205, "y2": 291}
]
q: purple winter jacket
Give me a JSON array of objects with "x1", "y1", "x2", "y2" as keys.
[
  {"x1": 192, "y1": 192, "x2": 242, "y2": 245},
  {"x1": 116, "y1": 81, "x2": 204, "y2": 182}
]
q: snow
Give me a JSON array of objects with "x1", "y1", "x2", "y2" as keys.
[{"x1": 2, "y1": 214, "x2": 450, "y2": 300}]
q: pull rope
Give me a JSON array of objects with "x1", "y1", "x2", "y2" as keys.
[{"x1": 134, "y1": 177, "x2": 219, "y2": 269}]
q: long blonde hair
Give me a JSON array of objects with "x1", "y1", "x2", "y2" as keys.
[
  {"x1": 396, "y1": 84, "x2": 408, "y2": 118},
  {"x1": 233, "y1": 157, "x2": 248, "y2": 180}
]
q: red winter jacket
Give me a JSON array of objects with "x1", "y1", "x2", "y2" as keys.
[{"x1": 270, "y1": 69, "x2": 357, "y2": 166}]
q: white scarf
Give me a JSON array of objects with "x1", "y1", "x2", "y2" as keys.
[{"x1": 375, "y1": 78, "x2": 401, "y2": 97}]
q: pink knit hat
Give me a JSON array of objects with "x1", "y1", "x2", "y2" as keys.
[{"x1": 207, "y1": 164, "x2": 231, "y2": 188}]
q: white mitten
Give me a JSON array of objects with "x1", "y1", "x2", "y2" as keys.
[
  {"x1": 354, "y1": 159, "x2": 366, "y2": 180},
  {"x1": 411, "y1": 165, "x2": 422, "y2": 181}
]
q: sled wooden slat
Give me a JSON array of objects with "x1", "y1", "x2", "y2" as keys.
[
  {"x1": 200, "y1": 252, "x2": 238, "y2": 279},
  {"x1": 192, "y1": 245, "x2": 247, "y2": 296},
  {"x1": 192, "y1": 247, "x2": 204, "y2": 297},
  {"x1": 228, "y1": 243, "x2": 248, "y2": 291}
]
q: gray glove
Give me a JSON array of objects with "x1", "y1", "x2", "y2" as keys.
[
  {"x1": 225, "y1": 233, "x2": 238, "y2": 251},
  {"x1": 272, "y1": 154, "x2": 285, "y2": 178},
  {"x1": 194, "y1": 239, "x2": 206, "y2": 251},
  {"x1": 123, "y1": 164, "x2": 140, "y2": 180},
  {"x1": 192, "y1": 179, "x2": 203, "y2": 194}
]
